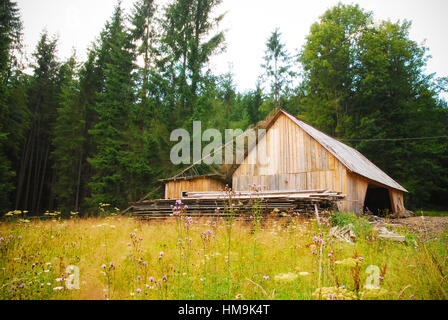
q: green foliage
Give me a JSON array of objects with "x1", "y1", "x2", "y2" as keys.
[
  {"x1": 331, "y1": 211, "x2": 373, "y2": 238},
  {"x1": 261, "y1": 28, "x2": 295, "y2": 111},
  {"x1": 297, "y1": 3, "x2": 448, "y2": 208}
]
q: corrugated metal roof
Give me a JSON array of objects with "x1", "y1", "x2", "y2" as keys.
[{"x1": 281, "y1": 110, "x2": 408, "y2": 192}]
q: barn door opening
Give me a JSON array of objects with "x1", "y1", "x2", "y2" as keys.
[{"x1": 363, "y1": 185, "x2": 392, "y2": 216}]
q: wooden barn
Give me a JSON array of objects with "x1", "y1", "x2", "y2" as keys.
[
  {"x1": 232, "y1": 109, "x2": 407, "y2": 215},
  {"x1": 148, "y1": 109, "x2": 407, "y2": 216},
  {"x1": 162, "y1": 174, "x2": 226, "y2": 199}
]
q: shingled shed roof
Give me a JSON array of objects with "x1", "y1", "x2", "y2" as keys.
[{"x1": 279, "y1": 110, "x2": 408, "y2": 192}]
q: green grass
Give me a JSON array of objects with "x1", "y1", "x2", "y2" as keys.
[
  {"x1": 415, "y1": 210, "x2": 448, "y2": 217},
  {"x1": 0, "y1": 211, "x2": 447, "y2": 300}
]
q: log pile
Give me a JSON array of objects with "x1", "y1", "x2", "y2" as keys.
[{"x1": 130, "y1": 189, "x2": 344, "y2": 219}]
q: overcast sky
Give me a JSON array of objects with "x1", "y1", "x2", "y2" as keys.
[{"x1": 15, "y1": 0, "x2": 448, "y2": 92}]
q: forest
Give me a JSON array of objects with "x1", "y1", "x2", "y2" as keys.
[{"x1": 0, "y1": 0, "x2": 447, "y2": 215}]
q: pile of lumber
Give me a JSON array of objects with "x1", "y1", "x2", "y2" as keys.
[{"x1": 130, "y1": 189, "x2": 344, "y2": 219}]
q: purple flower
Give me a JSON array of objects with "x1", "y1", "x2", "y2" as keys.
[
  {"x1": 358, "y1": 257, "x2": 364, "y2": 261},
  {"x1": 328, "y1": 253, "x2": 332, "y2": 257},
  {"x1": 263, "y1": 276, "x2": 269, "y2": 280},
  {"x1": 101, "y1": 264, "x2": 106, "y2": 269},
  {"x1": 136, "y1": 288, "x2": 141, "y2": 293},
  {"x1": 19, "y1": 283, "x2": 26, "y2": 289},
  {"x1": 18, "y1": 236, "x2": 22, "y2": 240},
  {"x1": 110, "y1": 262, "x2": 114, "y2": 267},
  {"x1": 149, "y1": 277, "x2": 154, "y2": 282},
  {"x1": 341, "y1": 285, "x2": 345, "y2": 289},
  {"x1": 0, "y1": 237, "x2": 4, "y2": 242},
  {"x1": 162, "y1": 275, "x2": 167, "y2": 281},
  {"x1": 137, "y1": 275, "x2": 142, "y2": 281}
]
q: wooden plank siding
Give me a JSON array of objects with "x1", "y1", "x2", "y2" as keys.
[
  {"x1": 165, "y1": 177, "x2": 226, "y2": 199},
  {"x1": 232, "y1": 113, "x2": 374, "y2": 213}
]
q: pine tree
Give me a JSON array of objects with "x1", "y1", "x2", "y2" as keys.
[
  {"x1": 87, "y1": 3, "x2": 136, "y2": 208},
  {"x1": 51, "y1": 54, "x2": 86, "y2": 212},
  {"x1": 15, "y1": 31, "x2": 60, "y2": 214},
  {"x1": 260, "y1": 28, "x2": 294, "y2": 111}
]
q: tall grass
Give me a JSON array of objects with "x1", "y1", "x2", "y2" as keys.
[{"x1": 0, "y1": 211, "x2": 446, "y2": 300}]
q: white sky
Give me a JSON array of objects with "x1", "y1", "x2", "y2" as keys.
[{"x1": 16, "y1": 0, "x2": 448, "y2": 93}]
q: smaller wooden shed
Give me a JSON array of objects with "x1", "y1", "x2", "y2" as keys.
[{"x1": 161, "y1": 174, "x2": 226, "y2": 199}]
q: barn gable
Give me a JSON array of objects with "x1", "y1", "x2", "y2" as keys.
[{"x1": 281, "y1": 111, "x2": 407, "y2": 192}]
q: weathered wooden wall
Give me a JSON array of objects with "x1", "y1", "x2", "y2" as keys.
[
  {"x1": 389, "y1": 189, "x2": 405, "y2": 214},
  {"x1": 232, "y1": 113, "x2": 398, "y2": 213},
  {"x1": 165, "y1": 177, "x2": 226, "y2": 199}
]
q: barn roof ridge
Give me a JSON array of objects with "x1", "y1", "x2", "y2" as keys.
[{"x1": 277, "y1": 109, "x2": 407, "y2": 192}]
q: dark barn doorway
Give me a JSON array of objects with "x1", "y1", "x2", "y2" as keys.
[{"x1": 363, "y1": 185, "x2": 392, "y2": 216}]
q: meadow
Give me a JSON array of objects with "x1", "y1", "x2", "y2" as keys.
[{"x1": 0, "y1": 204, "x2": 447, "y2": 300}]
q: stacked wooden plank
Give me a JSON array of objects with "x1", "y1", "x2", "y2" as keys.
[{"x1": 130, "y1": 189, "x2": 344, "y2": 219}]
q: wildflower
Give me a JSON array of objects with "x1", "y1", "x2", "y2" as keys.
[
  {"x1": 101, "y1": 264, "x2": 106, "y2": 269},
  {"x1": 149, "y1": 277, "x2": 154, "y2": 282},
  {"x1": 18, "y1": 236, "x2": 22, "y2": 240},
  {"x1": 0, "y1": 237, "x2": 3, "y2": 242},
  {"x1": 160, "y1": 251, "x2": 164, "y2": 257},
  {"x1": 53, "y1": 286, "x2": 64, "y2": 291},
  {"x1": 10, "y1": 285, "x2": 17, "y2": 291},
  {"x1": 137, "y1": 275, "x2": 142, "y2": 281},
  {"x1": 136, "y1": 288, "x2": 142, "y2": 293},
  {"x1": 263, "y1": 276, "x2": 269, "y2": 280},
  {"x1": 19, "y1": 283, "x2": 26, "y2": 289},
  {"x1": 162, "y1": 275, "x2": 167, "y2": 281}
]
